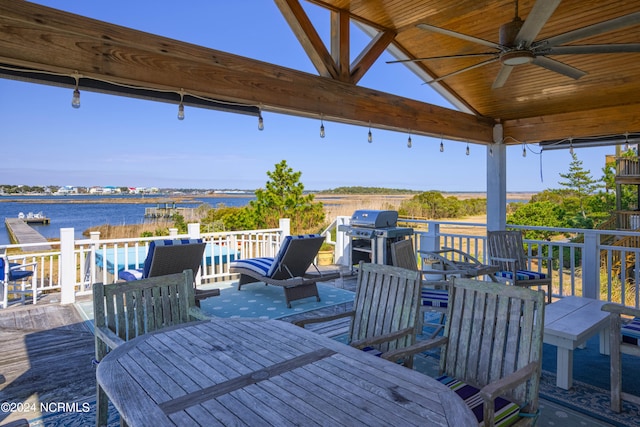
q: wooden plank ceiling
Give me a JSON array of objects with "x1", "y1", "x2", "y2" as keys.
[{"x1": 1, "y1": 0, "x2": 639, "y2": 147}]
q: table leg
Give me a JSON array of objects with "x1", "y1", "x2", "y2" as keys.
[
  {"x1": 556, "y1": 347, "x2": 574, "y2": 390},
  {"x1": 600, "y1": 326, "x2": 611, "y2": 356}
]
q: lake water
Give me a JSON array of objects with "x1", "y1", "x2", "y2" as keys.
[{"x1": 0, "y1": 195, "x2": 255, "y2": 245}]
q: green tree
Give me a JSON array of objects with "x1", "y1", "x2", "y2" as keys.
[
  {"x1": 249, "y1": 160, "x2": 325, "y2": 233},
  {"x1": 558, "y1": 153, "x2": 603, "y2": 221},
  {"x1": 507, "y1": 201, "x2": 564, "y2": 240}
]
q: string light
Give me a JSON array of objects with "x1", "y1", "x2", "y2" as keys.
[
  {"x1": 522, "y1": 143, "x2": 527, "y2": 157},
  {"x1": 71, "y1": 73, "x2": 81, "y2": 109},
  {"x1": 569, "y1": 138, "x2": 574, "y2": 155},
  {"x1": 258, "y1": 109, "x2": 264, "y2": 131},
  {"x1": 367, "y1": 122, "x2": 373, "y2": 143},
  {"x1": 625, "y1": 132, "x2": 629, "y2": 151},
  {"x1": 466, "y1": 142, "x2": 470, "y2": 156},
  {"x1": 320, "y1": 114, "x2": 325, "y2": 138},
  {"x1": 407, "y1": 130, "x2": 412, "y2": 148},
  {"x1": 177, "y1": 89, "x2": 185, "y2": 120},
  {"x1": 439, "y1": 136, "x2": 444, "y2": 152},
  {"x1": 489, "y1": 144, "x2": 493, "y2": 157}
]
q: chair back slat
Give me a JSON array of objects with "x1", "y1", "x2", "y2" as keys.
[
  {"x1": 487, "y1": 230, "x2": 527, "y2": 270},
  {"x1": 350, "y1": 262, "x2": 421, "y2": 352},
  {"x1": 94, "y1": 270, "x2": 196, "y2": 342},
  {"x1": 442, "y1": 278, "x2": 545, "y2": 405},
  {"x1": 390, "y1": 239, "x2": 418, "y2": 271}
]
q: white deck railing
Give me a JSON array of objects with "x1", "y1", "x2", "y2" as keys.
[{"x1": 3, "y1": 216, "x2": 640, "y2": 309}]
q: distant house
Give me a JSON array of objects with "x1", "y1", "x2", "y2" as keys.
[{"x1": 55, "y1": 186, "x2": 78, "y2": 195}]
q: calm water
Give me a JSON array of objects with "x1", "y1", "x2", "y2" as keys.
[{"x1": 0, "y1": 194, "x2": 255, "y2": 245}]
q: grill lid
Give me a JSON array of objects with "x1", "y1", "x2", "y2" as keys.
[{"x1": 350, "y1": 210, "x2": 398, "y2": 228}]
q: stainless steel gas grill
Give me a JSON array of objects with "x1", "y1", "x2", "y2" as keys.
[{"x1": 339, "y1": 210, "x2": 414, "y2": 267}]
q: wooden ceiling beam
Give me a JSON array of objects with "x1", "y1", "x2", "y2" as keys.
[
  {"x1": 0, "y1": 1, "x2": 494, "y2": 144},
  {"x1": 330, "y1": 10, "x2": 350, "y2": 81},
  {"x1": 350, "y1": 29, "x2": 396, "y2": 85},
  {"x1": 503, "y1": 104, "x2": 640, "y2": 144},
  {"x1": 274, "y1": 0, "x2": 338, "y2": 79}
]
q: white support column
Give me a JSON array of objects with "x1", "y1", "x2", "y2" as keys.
[
  {"x1": 187, "y1": 223, "x2": 201, "y2": 239},
  {"x1": 89, "y1": 231, "x2": 100, "y2": 288},
  {"x1": 582, "y1": 230, "x2": 600, "y2": 299},
  {"x1": 187, "y1": 223, "x2": 202, "y2": 284},
  {"x1": 60, "y1": 228, "x2": 76, "y2": 304},
  {"x1": 487, "y1": 124, "x2": 507, "y2": 232},
  {"x1": 169, "y1": 228, "x2": 178, "y2": 237}
]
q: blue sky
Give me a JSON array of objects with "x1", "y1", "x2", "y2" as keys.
[{"x1": 0, "y1": 1, "x2": 614, "y2": 192}]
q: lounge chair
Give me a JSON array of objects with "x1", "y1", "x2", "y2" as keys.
[
  {"x1": 229, "y1": 233, "x2": 340, "y2": 307},
  {"x1": 0, "y1": 249, "x2": 37, "y2": 309},
  {"x1": 118, "y1": 239, "x2": 220, "y2": 306}
]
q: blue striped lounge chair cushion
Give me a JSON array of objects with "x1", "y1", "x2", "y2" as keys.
[
  {"x1": 622, "y1": 317, "x2": 640, "y2": 346},
  {"x1": 231, "y1": 234, "x2": 322, "y2": 278},
  {"x1": 422, "y1": 288, "x2": 448, "y2": 308},
  {"x1": 118, "y1": 238, "x2": 203, "y2": 281},
  {"x1": 437, "y1": 376, "x2": 522, "y2": 427},
  {"x1": 495, "y1": 270, "x2": 546, "y2": 281}
]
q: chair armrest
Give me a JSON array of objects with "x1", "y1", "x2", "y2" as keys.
[
  {"x1": 380, "y1": 336, "x2": 448, "y2": 361},
  {"x1": 188, "y1": 306, "x2": 210, "y2": 321},
  {"x1": 602, "y1": 302, "x2": 640, "y2": 318},
  {"x1": 350, "y1": 327, "x2": 414, "y2": 349},
  {"x1": 487, "y1": 256, "x2": 518, "y2": 264},
  {"x1": 293, "y1": 310, "x2": 355, "y2": 327},
  {"x1": 10, "y1": 262, "x2": 37, "y2": 270},
  {"x1": 94, "y1": 326, "x2": 125, "y2": 353},
  {"x1": 479, "y1": 361, "x2": 538, "y2": 401}
]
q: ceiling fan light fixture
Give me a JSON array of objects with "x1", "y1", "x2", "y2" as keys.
[{"x1": 501, "y1": 50, "x2": 535, "y2": 66}]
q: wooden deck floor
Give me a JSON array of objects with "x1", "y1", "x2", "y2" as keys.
[{"x1": 0, "y1": 297, "x2": 95, "y2": 425}]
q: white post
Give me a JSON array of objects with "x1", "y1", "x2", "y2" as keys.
[
  {"x1": 279, "y1": 218, "x2": 291, "y2": 237},
  {"x1": 487, "y1": 124, "x2": 507, "y2": 232},
  {"x1": 420, "y1": 222, "x2": 440, "y2": 252},
  {"x1": 169, "y1": 228, "x2": 178, "y2": 237},
  {"x1": 187, "y1": 223, "x2": 201, "y2": 239},
  {"x1": 582, "y1": 230, "x2": 600, "y2": 299},
  {"x1": 60, "y1": 228, "x2": 76, "y2": 304},
  {"x1": 89, "y1": 231, "x2": 100, "y2": 287},
  {"x1": 335, "y1": 216, "x2": 350, "y2": 267}
]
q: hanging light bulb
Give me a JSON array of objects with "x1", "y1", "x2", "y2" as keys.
[
  {"x1": 71, "y1": 74, "x2": 81, "y2": 109},
  {"x1": 522, "y1": 144, "x2": 527, "y2": 157},
  {"x1": 489, "y1": 145, "x2": 493, "y2": 157},
  {"x1": 177, "y1": 90, "x2": 185, "y2": 120},
  {"x1": 258, "y1": 111, "x2": 264, "y2": 131},
  {"x1": 569, "y1": 138, "x2": 574, "y2": 155},
  {"x1": 466, "y1": 142, "x2": 470, "y2": 156},
  {"x1": 439, "y1": 136, "x2": 444, "y2": 152},
  {"x1": 367, "y1": 122, "x2": 373, "y2": 143},
  {"x1": 407, "y1": 132, "x2": 412, "y2": 148},
  {"x1": 319, "y1": 114, "x2": 325, "y2": 138},
  {"x1": 625, "y1": 132, "x2": 629, "y2": 151}
]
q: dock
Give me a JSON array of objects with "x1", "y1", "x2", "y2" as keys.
[{"x1": 4, "y1": 218, "x2": 51, "y2": 251}]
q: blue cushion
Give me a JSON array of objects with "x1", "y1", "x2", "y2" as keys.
[
  {"x1": 360, "y1": 346, "x2": 383, "y2": 357},
  {"x1": 230, "y1": 257, "x2": 275, "y2": 276},
  {"x1": 437, "y1": 375, "x2": 521, "y2": 427},
  {"x1": 495, "y1": 270, "x2": 546, "y2": 281},
  {"x1": 0, "y1": 258, "x2": 33, "y2": 281},
  {"x1": 118, "y1": 269, "x2": 143, "y2": 281},
  {"x1": 622, "y1": 317, "x2": 640, "y2": 346},
  {"x1": 422, "y1": 288, "x2": 448, "y2": 308}
]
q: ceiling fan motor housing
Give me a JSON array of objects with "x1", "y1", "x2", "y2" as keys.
[{"x1": 500, "y1": 17, "x2": 523, "y2": 47}]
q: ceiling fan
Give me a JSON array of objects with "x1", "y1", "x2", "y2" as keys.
[{"x1": 388, "y1": 0, "x2": 640, "y2": 88}]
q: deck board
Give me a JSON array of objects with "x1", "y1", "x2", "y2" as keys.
[{"x1": 0, "y1": 303, "x2": 95, "y2": 425}]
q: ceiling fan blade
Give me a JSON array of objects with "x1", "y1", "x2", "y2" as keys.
[
  {"x1": 417, "y1": 23, "x2": 501, "y2": 49},
  {"x1": 386, "y1": 52, "x2": 497, "y2": 64},
  {"x1": 532, "y1": 56, "x2": 587, "y2": 79},
  {"x1": 546, "y1": 44, "x2": 640, "y2": 55},
  {"x1": 515, "y1": 0, "x2": 562, "y2": 47},
  {"x1": 492, "y1": 65, "x2": 514, "y2": 89},
  {"x1": 541, "y1": 11, "x2": 640, "y2": 47},
  {"x1": 428, "y1": 57, "x2": 500, "y2": 84}
]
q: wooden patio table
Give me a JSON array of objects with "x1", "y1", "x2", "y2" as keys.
[
  {"x1": 543, "y1": 296, "x2": 612, "y2": 390},
  {"x1": 96, "y1": 318, "x2": 476, "y2": 426}
]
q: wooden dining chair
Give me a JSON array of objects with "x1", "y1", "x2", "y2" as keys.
[
  {"x1": 385, "y1": 278, "x2": 545, "y2": 426},
  {"x1": 93, "y1": 270, "x2": 207, "y2": 427},
  {"x1": 601, "y1": 302, "x2": 640, "y2": 412},
  {"x1": 487, "y1": 230, "x2": 553, "y2": 304},
  {"x1": 294, "y1": 261, "x2": 422, "y2": 367}
]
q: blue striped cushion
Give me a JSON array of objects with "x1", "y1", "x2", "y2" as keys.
[
  {"x1": 495, "y1": 270, "x2": 546, "y2": 281},
  {"x1": 360, "y1": 346, "x2": 383, "y2": 357},
  {"x1": 622, "y1": 317, "x2": 640, "y2": 346},
  {"x1": 230, "y1": 257, "x2": 275, "y2": 276},
  {"x1": 437, "y1": 376, "x2": 521, "y2": 426},
  {"x1": 422, "y1": 288, "x2": 449, "y2": 308}
]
